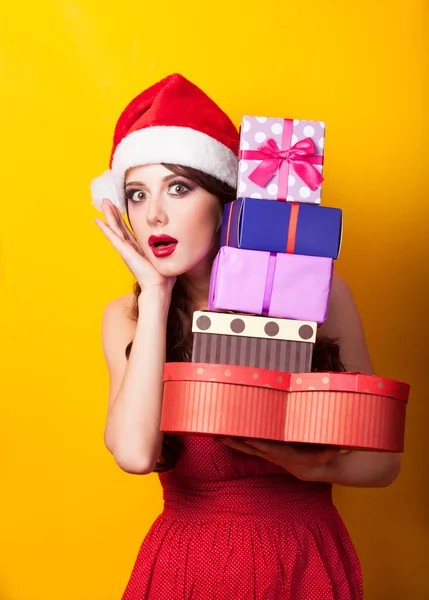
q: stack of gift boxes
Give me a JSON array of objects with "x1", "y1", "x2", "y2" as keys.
[
  {"x1": 161, "y1": 113, "x2": 411, "y2": 453},
  {"x1": 191, "y1": 114, "x2": 343, "y2": 374}
]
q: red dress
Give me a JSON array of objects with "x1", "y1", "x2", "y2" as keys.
[{"x1": 122, "y1": 435, "x2": 362, "y2": 599}]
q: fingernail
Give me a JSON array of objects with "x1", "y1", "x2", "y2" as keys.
[{"x1": 243, "y1": 440, "x2": 258, "y2": 447}]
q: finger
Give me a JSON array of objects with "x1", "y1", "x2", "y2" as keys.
[
  {"x1": 242, "y1": 440, "x2": 300, "y2": 466},
  {"x1": 291, "y1": 443, "x2": 328, "y2": 452},
  {"x1": 101, "y1": 200, "x2": 128, "y2": 240},
  {"x1": 110, "y1": 202, "x2": 137, "y2": 244},
  {"x1": 313, "y1": 449, "x2": 342, "y2": 464},
  {"x1": 296, "y1": 443, "x2": 341, "y2": 453},
  {"x1": 245, "y1": 439, "x2": 340, "y2": 458},
  {"x1": 243, "y1": 439, "x2": 287, "y2": 454},
  {"x1": 242, "y1": 439, "x2": 335, "y2": 466},
  {"x1": 94, "y1": 218, "x2": 135, "y2": 256},
  {"x1": 291, "y1": 444, "x2": 342, "y2": 463},
  {"x1": 94, "y1": 218, "x2": 124, "y2": 248},
  {"x1": 215, "y1": 437, "x2": 265, "y2": 458},
  {"x1": 108, "y1": 203, "x2": 144, "y2": 254},
  {"x1": 95, "y1": 218, "x2": 151, "y2": 282}
]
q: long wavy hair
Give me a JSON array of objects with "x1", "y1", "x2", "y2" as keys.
[{"x1": 124, "y1": 164, "x2": 344, "y2": 472}]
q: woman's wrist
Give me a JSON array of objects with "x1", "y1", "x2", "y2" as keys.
[
  {"x1": 312, "y1": 450, "x2": 401, "y2": 487},
  {"x1": 138, "y1": 284, "x2": 172, "y2": 315}
]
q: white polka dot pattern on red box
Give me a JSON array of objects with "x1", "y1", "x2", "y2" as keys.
[
  {"x1": 238, "y1": 116, "x2": 325, "y2": 204},
  {"x1": 164, "y1": 363, "x2": 410, "y2": 401}
]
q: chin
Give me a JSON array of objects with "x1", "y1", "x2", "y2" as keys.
[
  {"x1": 150, "y1": 258, "x2": 188, "y2": 278},
  {"x1": 149, "y1": 247, "x2": 215, "y2": 279}
]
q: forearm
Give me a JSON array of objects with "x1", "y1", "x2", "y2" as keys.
[
  {"x1": 317, "y1": 450, "x2": 401, "y2": 488},
  {"x1": 105, "y1": 289, "x2": 170, "y2": 473}
]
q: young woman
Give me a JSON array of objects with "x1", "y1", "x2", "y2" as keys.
[{"x1": 92, "y1": 73, "x2": 400, "y2": 600}]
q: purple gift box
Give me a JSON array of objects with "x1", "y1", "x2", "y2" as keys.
[
  {"x1": 237, "y1": 115, "x2": 325, "y2": 204},
  {"x1": 208, "y1": 247, "x2": 333, "y2": 324}
]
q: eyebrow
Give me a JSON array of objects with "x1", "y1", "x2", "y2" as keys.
[{"x1": 125, "y1": 174, "x2": 181, "y2": 187}]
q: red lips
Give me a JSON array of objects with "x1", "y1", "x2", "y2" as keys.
[{"x1": 148, "y1": 234, "x2": 178, "y2": 258}]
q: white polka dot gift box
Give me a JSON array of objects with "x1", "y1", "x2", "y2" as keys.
[
  {"x1": 237, "y1": 115, "x2": 325, "y2": 204},
  {"x1": 191, "y1": 310, "x2": 316, "y2": 373},
  {"x1": 161, "y1": 364, "x2": 410, "y2": 452}
]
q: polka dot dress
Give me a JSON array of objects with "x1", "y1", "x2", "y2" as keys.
[{"x1": 121, "y1": 436, "x2": 362, "y2": 599}]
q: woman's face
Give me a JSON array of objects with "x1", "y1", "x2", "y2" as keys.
[{"x1": 125, "y1": 164, "x2": 221, "y2": 278}]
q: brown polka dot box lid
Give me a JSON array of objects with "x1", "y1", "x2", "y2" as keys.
[
  {"x1": 192, "y1": 311, "x2": 317, "y2": 342},
  {"x1": 161, "y1": 363, "x2": 410, "y2": 452}
]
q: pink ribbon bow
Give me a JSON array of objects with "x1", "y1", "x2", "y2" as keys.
[{"x1": 239, "y1": 119, "x2": 324, "y2": 200}]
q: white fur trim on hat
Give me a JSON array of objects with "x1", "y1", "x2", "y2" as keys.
[
  {"x1": 90, "y1": 126, "x2": 238, "y2": 213},
  {"x1": 90, "y1": 170, "x2": 122, "y2": 211}
]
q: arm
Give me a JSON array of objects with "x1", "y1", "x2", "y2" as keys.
[
  {"x1": 102, "y1": 289, "x2": 171, "y2": 475},
  {"x1": 220, "y1": 272, "x2": 401, "y2": 488},
  {"x1": 318, "y1": 271, "x2": 374, "y2": 374},
  {"x1": 315, "y1": 272, "x2": 401, "y2": 487},
  {"x1": 316, "y1": 447, "x2": 401, "y2": 488},
  {"x1": 95, "y1": 198, "x2": 175, "y2": 475}
]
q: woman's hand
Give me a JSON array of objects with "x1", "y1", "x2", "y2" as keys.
[
  {"x1": 217, "y1": 437, "x2": 341, "y2": 482},
  {"x1": 94, "y1": 198, "x2": 176, "y2": 295}
]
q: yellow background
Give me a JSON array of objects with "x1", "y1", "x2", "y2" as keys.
[{"x1": 0, "y1": 1, "x2": 427, "y2": 598}]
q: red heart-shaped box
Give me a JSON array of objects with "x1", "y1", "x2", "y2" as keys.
[{"x1": 161, "y1": 363, "x2": 410, "y2": 452}]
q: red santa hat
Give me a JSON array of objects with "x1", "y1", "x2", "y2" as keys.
[{"x1": 90, "y1": 73, "x2": 239, "y2": 213}]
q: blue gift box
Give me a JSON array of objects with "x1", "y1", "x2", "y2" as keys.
[{"x1": 220, "y1": 198, "x2": 342, "y2": 259}]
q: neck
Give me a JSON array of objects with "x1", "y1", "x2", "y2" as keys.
[
  {"x1": 179, "y1": 244, "x2": 218, "y2": 311},
  {"x1": 179, "y1": 267, "x2": 211, "y2": 311}
]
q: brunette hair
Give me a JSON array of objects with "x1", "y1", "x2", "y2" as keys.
[{"x1": 124, "y1": 164, "x2": 344, "y2": 472}]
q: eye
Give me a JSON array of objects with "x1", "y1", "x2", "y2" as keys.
[
  {"x1": 126, "y1": 189, "x2": 147, "y2": 203},
  {"x1": 168, "y1": 181, "x2": 192, "y2": 196}
]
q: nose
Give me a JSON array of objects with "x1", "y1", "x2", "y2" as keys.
[{"x1": 145, "y1": 193, "x2": 169, "y2": 227}]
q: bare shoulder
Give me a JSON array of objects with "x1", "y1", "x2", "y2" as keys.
[
  {"x1": 101, "y1": 292, "x2": 138, "y2": 409},
  {"x1": 101, "y1": 292, "x2": 136, "y2": 371},
  {"x1": 102, "y1": 292, "x2": 135, "y2": 327},
  {"x1": 102, "y1": 290, "x2": 136, "y2": 338},
  {"x1": 318, "y1": 271, "x2": 374, "y2": 374}
]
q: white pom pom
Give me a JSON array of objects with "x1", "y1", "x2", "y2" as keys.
[{"x1": 90, "y1": 170, "x2": 124, "y2": 213}]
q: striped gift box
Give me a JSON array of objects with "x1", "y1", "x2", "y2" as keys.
[
  {"x1": 161, "y1": 363, "x2": 410, "y2": 452},
  {"x1": 191, "y1": 311, "x2": 316, "y2": 373}
]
